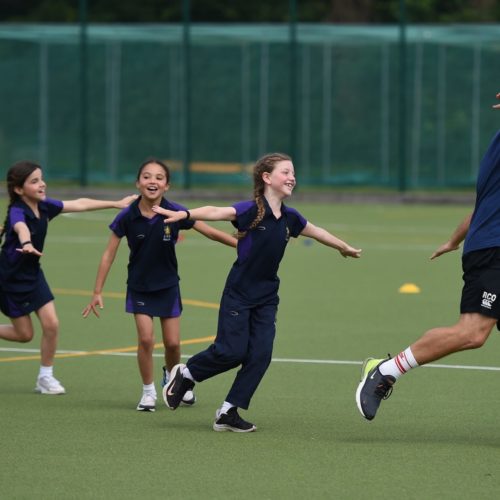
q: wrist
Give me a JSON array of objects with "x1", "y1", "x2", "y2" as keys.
[
  {"x1": 21, "y1": 240, "x2": 32, "y2": 247},
  {"x1": 184, "y1": 210, "x2": 191, "y2": 220}
]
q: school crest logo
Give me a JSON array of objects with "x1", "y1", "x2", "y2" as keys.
[{"x1": 163, "y1": 225, "x2": 171, "y2": 242}]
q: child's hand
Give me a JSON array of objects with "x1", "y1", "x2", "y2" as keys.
[
  {"x1": 16, "y1": 242, "x2": 43, "y2": 257},
  {"x1": 82, "y1": 294, "x2": 104, "y2": 318},
  {"x1": 339, "y1": 245, "x2": 362, "y2": 258},
  {"x1": 116, "y1": 194, "x2": 138, "y2": 208},
  {"x1": 152, "y1": 205, "x2": 186, "y2": 223}
]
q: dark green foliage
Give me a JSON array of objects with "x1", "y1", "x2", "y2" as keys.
[{"x1": 1, "y1": 0, "x2": 499, "y2": 23}]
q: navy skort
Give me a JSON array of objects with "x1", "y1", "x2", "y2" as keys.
[{"x1": 125, "y1": 285, "x2": 182, "y2": 318}]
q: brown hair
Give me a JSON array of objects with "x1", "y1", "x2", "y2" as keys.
[
  {"x1": 137, "y1": 158, "x2": 171, "y2": 183},
  {"x1": 237, "y1": 152, "x2": 292, "y2": 239},
  {"x1": 0, "y1": 161, "x2": 41, "y2": 243}
]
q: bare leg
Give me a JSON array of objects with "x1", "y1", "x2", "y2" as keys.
[
  {"x1": 35, "y1": 301, "x2": 59, "y2": 366},
  {"x1": 0, "y1": 316, "x2": 34, "y2": 343},
  {"x1": 411, "y1": 312, "x2": 497, "y2": 365},
  {"x1": 160, "y1": 316, "x2": 181, "y2": 372},
  {"x1": 134, "y1": 314, "x2": 155, "y2": 385}
]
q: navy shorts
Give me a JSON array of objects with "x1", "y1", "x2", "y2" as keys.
[
  {"x1": 0, "y1": 274, "x2": 54, "y2": 318},
  {"x1": 461, "y1": 247, "x2": 500, "y2": 327},
  {"x1": 126, "y1": 285, "x2": 182, "y2": 318}
]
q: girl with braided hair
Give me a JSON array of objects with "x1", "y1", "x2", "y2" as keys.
[
  {"x1": 0, "y1": 160, "x2": 136, "y2": 394},
  {"x1": 152, "y1": 152, "x2": 361, "y2": 432}
]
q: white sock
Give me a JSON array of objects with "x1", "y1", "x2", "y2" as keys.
[
  {"x1": 39, "y1": 365, "x2": 53, "y2": 378},
  {"x1": 220, "y1": 401, "x2": 235, "y2": 415},
  {"x1": 182, "y1": 366, "x2": 195, "y2": 382},
  {"x1": 143, "y1": 383, "x2": 156, "y2": 398},
  {"x1": 379, "y1": 347, "x2": 419, "y2": 380}
]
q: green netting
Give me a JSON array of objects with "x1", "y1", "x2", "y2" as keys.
[{"x1": 0, "y1": 23, "x2": 499, "y2": 188}]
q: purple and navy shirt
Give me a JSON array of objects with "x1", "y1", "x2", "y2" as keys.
[
  {"x1": 109, "y1": 196, "x2": 195, "y2": 292},
  {"x1": 226, "y1": 198, "x2": 307, "y2": 304},
  {"x1": 0, "y1": 197, "x2": 63, "y2": 292}
]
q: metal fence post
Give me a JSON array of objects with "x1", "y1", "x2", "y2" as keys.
[
  {"x1": 79, "y1": 0, "x2": 88, "y2": 186},
  {"x1": 182, "y1": 0, "x2": 192, "y2": 189}
]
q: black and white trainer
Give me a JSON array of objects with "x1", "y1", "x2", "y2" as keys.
[
  {"x1": 162, "y1": 363, "x2": 194, "y2": 410},
  {"x1": 213, "y1": 407, "x2": 257, "y2": 433}
]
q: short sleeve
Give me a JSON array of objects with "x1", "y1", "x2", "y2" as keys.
[
  {"x1": 9, "y1": 206, "x2": 26, "y2": 226},
  {"x1": 285, "y1": 207, "x2": 307, "y2": 238},
  {"x1": 231, "y1": 200, "x2": 256, "y2": 230},
  {"x1": 43, "y1": 198, "x2": 64, "y2": 221},
  {"x1": 109, "y1": 208, "x2": 129, "y2": 238}
]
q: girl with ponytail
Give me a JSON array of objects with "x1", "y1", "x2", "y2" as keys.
[
  {"x1": 152, "y1": 152, "x2": 362, "y2": 432},
  {"x1": 0, "y1": 160, "x2": 136, "y2": 395}
]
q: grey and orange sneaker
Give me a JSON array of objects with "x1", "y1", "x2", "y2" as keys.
[{"x1": 355, "y1": 357, "x2": 395, "y2": 421}]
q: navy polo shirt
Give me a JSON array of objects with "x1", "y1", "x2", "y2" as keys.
[
  {"x1": 226, "y1": 198, "x2": 307, "y2": 304},
  {"x1": 464, "y1": 130, "x2": 500, "y2": 255},
  {"x1": 0, "y1": 197, "x2": 63, "y2": 292},
  {"x1": 110, "y1": 196, "x2": 195, "y2": 292}
]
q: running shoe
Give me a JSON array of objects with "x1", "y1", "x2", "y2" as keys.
[
  {"x1": 136, "y1": 393, "x2": 156, "y2": 412},
  {"x1": 35, "y1": 376, "x2": 66, "y2": 395},
  {"x1": 162, "y1": 364, "x2": 194, "y2": 410},
  {"x1": 162, "y1": 365, "x2": 196, "y2": 406},
  {"x1": 213, "y1": 407, "x2": 256, "y2": 433},
  {"x1": 355, "y1": 357, "x2": 395, "y2": 421}
]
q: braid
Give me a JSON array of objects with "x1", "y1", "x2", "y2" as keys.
[
  {"x1": 236, "y1": 152, "x2": 291, "y2": 239},
  {"x1": 0, "y1": 202, "x2": 13, "y2": 244},
  {"x1": 0, "y1": 160, "x2": 41, "y2": 244},
  {"x1": 236, "y1": 195, "x2": 266, "y2": 240}
]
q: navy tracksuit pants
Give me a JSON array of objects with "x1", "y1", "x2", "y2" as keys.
[{"x1": 187, "y1": 289, "x2": 277, "y2": 409}]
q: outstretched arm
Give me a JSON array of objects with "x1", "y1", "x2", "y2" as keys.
[
  {"x1": 62, "y1": 194, "x2": 137, "y2": 213},
  {"x1": 13, "y1": 221, "x2": 43, "y2": 256},
  {"x1": 82, "y1": 233, "x2": 121, "y2": 318},
  {"x1": 300, "y1": 222, "x2": 362, "y2": 258},
  {"x1": 430, "y1": 212, "x2": 472, "y2": 260},
  {"x1": 152, "y1": 204, "x2": 237, "y2": 223},
  {"x1": 193, "y1": 221, "x2": 237, "y2": 247}
]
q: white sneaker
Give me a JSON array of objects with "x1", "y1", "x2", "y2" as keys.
[
  {"x1": 35, "y1": 376, "x2": 66, "y2": 395},
  {"x1": 181, "y1": 390, "x2": 196, "y2": 406},
  {"x1": 136, "y1": 393, "x2": 156, "y2": 412}
]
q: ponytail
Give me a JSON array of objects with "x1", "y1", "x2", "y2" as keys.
[{"x1": 0, "y1": 160, "x2": 41, "y2": 244}]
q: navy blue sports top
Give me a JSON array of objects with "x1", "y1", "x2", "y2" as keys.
[
  {"x1": 109, "y1": 196, "x2": 195, "y2": 292},
  {"x1": 227, "y1": 198, "x2": 307, "y2": 304},
  {"x1": 464, "y1": 130, "x2": 500, "y2": 255},
  {"x1": 0, "y1": 197, "x2": 63, "y2": 292}
]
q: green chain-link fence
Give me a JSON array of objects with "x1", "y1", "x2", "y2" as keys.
[{"x1": 1, "y1": 24, "x2": 499, "y2": 189}]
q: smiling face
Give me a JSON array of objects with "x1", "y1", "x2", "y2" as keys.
[
  {"x1": 14, "y1": 168, "x2": 47, "y2": 204},
  {"x1": 262, "y1": 160, "x2": 296, "y2": 199},
  {"x1": 136, "y1": 161, "x2": 170, "y2": 202}
]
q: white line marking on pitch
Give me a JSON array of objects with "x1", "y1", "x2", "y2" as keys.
[{"x1": 1, "y1": 347, "x2": 499, "y2": 372}]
